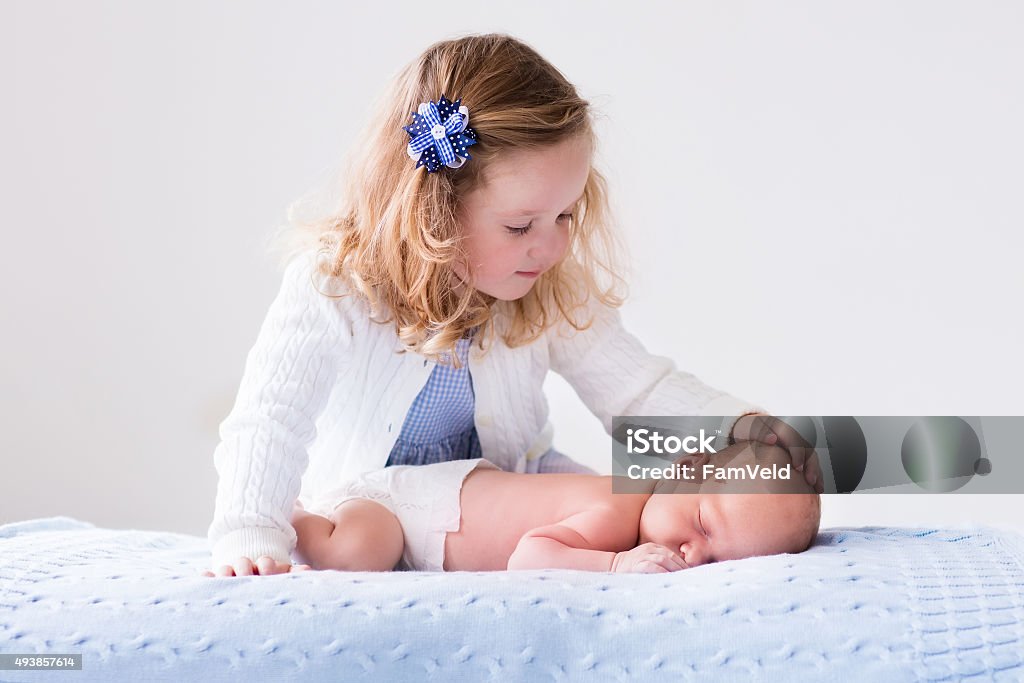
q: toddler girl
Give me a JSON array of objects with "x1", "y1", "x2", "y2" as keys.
[{"x1": 205, "y1": 33, "x2": 821, "y2": 577}]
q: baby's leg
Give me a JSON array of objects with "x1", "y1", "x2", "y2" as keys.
[{"x1": 292, "y1": 499, "x2": 404, "y2": 571}]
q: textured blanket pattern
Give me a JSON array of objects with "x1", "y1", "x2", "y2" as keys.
[{"x1": 0, "y1": 518, "x2": 1022, "y2": 682}]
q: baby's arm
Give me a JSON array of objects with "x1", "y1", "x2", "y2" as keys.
[
  {"x1": 508, "y1": 506, "x2": 675, "y2": 572},
  {"x1": 507, "y1": 508, "x2": 623, "y2": 571}
]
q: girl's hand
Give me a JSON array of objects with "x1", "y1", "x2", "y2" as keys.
[
  {"x1": 199, "y1": 555, "x2": 311, "y2": 577},
  {"x1": 611, "y1": 543, "x2": 688, "y2": 573},
  {"x1": 731, "y1": 414, "x2": 825, "y2": 493}
]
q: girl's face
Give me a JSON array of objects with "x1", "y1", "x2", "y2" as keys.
[{"x1": 455, "y1": 136, "x2": 592, "y2": 301}]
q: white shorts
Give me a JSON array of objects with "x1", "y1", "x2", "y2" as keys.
[{"x1": 304, "y1": 458, "x2": 499, "y2": 571}]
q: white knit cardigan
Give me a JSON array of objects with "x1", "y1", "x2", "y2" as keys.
[{"x1": 207, "y1": 252, "x2": 762, "y2": 568}]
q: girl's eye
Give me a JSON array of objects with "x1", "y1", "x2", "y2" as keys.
[
  {"x1": 505, "y1": 224, "x2": 533, "y2": 236},
  {"x1": 504, "y1": 213, "x2": 573, "y2": 237},
  {"x1": 698, "y1": 508, "x2": 709, "y2": 537}
]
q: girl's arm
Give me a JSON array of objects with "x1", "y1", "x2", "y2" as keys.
[
  {"x1": 547, "y1": 297, "x2": 763, "y2": 441},
  {"x1": 207, "y1": 252, "x2": 357, "y2": 570}
]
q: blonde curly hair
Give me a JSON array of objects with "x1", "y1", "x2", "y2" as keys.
[{"x1": 269, "y1": 33, "x2": 628, "y2": 367}]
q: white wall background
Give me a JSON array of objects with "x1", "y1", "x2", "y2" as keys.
[{"x1": 2, "y1": 1, "x2": 1021, "y2": 538}]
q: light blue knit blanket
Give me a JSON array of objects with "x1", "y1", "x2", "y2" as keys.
[{"x1": 1, "y1": 517, "x2": 1022, "y2": 682}]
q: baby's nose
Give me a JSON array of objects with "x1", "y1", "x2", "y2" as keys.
[{"x1": 680, "y1": 544, "x2": 707, "y2": 568}]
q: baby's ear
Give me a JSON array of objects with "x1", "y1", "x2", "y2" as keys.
[{"x1": 751, "y1": 444, "x2": 817, "y2": 494}]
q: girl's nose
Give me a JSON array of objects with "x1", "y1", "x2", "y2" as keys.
[
  {"x1": 526, "y1": 240, "x2": 546, "y2": 262},
  {"x1": 528, "y1": 233, "x2": 566, "y2": 265}
]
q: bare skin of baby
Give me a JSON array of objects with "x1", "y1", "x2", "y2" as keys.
[{"x1": 287, "y1": 442, "x2": 820, "y2": 574}]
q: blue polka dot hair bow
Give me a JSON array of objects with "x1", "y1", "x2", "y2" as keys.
[{"x1": 403, "y1": 95, "x2": 478, "y2": 173}]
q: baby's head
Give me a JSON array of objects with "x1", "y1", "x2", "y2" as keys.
[
  {"x1": 278, "y1": 33, "x2": 625, "y2": 364},
  {"x1": 638, "y1": 443, "x2": 821, "y2": 568}
]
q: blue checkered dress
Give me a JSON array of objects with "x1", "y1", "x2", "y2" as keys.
[
  {"x1": 385, "y1": 334, "x2": 482, "y2": 467},
  {"x1": 384, "y1": 331, "x2": 595, "y2": 474}
]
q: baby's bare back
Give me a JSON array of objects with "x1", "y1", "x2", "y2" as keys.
[{"x1": 443, "y1": 469, "x2": 646, "y2": 571}]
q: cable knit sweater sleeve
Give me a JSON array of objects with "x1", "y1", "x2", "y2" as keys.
[
  {"x1": 548, "y1": 297, "x2": 764, "y2": 439},
  {"x1": 206, "y1": 252, "x2": 352, "y2": 569}
]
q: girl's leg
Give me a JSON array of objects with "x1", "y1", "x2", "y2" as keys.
[{"x1": 292, "y1": 499, "x2": 404, "y2": 571}]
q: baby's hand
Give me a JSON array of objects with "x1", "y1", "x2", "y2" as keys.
[
  {"x1": 611, "y1": 543, "x2": 687, "y2": 573},
  {"x1": 199, "y1": 556, "x2": 311, "y2": 578}
]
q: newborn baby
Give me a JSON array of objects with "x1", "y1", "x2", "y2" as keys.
[{"x1": 289, "y1": 441, "x2": 820, "y2": 574}]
